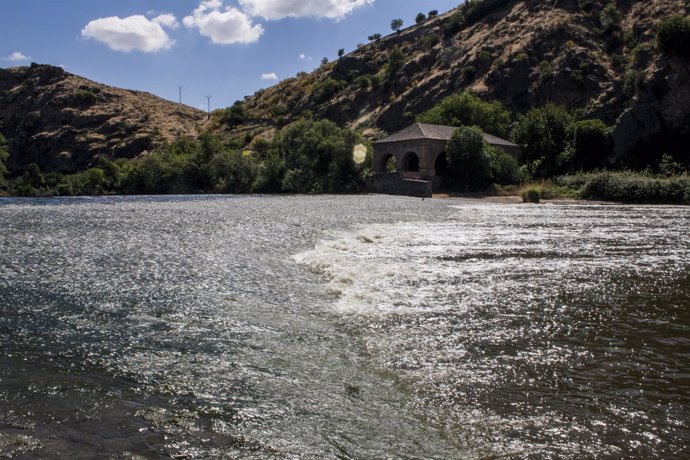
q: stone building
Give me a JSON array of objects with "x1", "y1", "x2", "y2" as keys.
[{"x1": 368, "y1": 122, "x2": 519, "y2": 196}]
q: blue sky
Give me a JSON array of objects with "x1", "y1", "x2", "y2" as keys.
[{"x1": 1, "y1": 0, "x2": 460, "y2": 111}]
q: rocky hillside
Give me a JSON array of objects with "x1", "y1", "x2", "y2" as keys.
[
  {"x1": 226, "y1": 0, "x2": 688, "y2": 164},
  {"x1": 0, "y1": 64, "x2": 205, "y2": 173},
  {"x1": 1, "y1": 0, "x2": 687, "y2": 175}
]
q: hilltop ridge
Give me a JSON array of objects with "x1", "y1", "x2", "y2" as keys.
[{"x1": 0, "y1": 63, "x2": 205, "y2": 173}]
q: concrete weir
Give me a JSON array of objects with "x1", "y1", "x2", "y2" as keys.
[{"x1": 366, "y1": 172, "x2": 432, "y2": 198}]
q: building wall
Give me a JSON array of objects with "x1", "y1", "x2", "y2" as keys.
[{"x1": 373, "y1": 139, "x2": 447, "y2": 180}]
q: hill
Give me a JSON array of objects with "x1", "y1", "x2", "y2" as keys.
[
  {"x1": 221, "y1": 0, "x2": 688, "y2": 166},
  {"x1": 1, "y1": 0, "x2": 688, "y2": 178},
  {"x1": 0, "y1": 63, "x2": 205, "y2": 173}
]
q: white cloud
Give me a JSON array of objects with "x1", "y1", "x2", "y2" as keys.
[
  {"x1": 6, "y1": 51, "x2": 31, "y2": 61},
  {"x1": 261, "y1": 72, "x2": 278, "y2": 80},
  {"x1": 81, "y1": 15, "x2": 176, "y2": 52},
  {"x1": 153, "y1": 13, "x2": 179, "y2": 29},
  {"x1": 183, "y1": 0, "x2": 263, "y2": 45},
  {"x1": 238, "y1": 0, "x2": 374, "y2": 21}
]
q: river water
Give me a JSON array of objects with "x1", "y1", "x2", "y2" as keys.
[{"x1": 0, "y1": 195, "x2": 688, "y2": 459}]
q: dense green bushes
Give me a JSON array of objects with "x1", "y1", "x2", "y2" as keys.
[
  {"x1": 3, "y1": 121, "x2": 365, "y2": 197},
  {"x1": 557, "y1": 171, "x2": 690, "y2": 204},
  {"x1": 277, "y1": 120, "x2": 362, "y2": 193},
  {"x1": 417, "y1": 91, "x2": 511, "y2": 137}
]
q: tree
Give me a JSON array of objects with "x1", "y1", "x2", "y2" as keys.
[
  {"x1": 276, "y1": 119, "x2": 362, "y2": 193},
  {"x1": 416, "y1": 13, "x2": 426, "y2": 24},
  {"x1": 337, "y1": 48, "x2": 345, "y2": 58},
  {"x1": 511, "y1": 103, "x2": 574, "y2": 177},
  {"x1": 599, "y1": 3, "x2": 622, "y2": 35},
  {"x1": 223, "y1": 101, "x2": 246, "y2": 127},
  {"x1": 428, "y1": 10, "x2": 439, "y2": 19},
  {"x1": 207, "y1": 150, "x2": 258, "y2": 193},
  {"x1": 571, "y1": 119, "x2": 611, "y2": 171},
  {"x1": 417, "y1": 91, "x2": 511, "y2": 137},
  {"x1": 446, "y1": 126, "x2": 492, "y2": 191},
  {"x1": 391, "y1": 18, "x2": 404, "y2": 33},
  {"x1": 368, "y1": 33, "x2": 382, "y2": 41},
  {"x1": 385, "y1": 46, "x2": 405, "y2": 83},
  {"x1": 321, "y1": 57, "x2": 329, "y2": 66},
  {"x1": 657, "y1": 15, "x2": 690, "y2": 59}
]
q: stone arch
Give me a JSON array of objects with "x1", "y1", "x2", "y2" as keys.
[
  {"x1": 401, "y1": 151, "x2": 420, "y2": 172},
  {"x1": 434, "y1": 152, "x2": 448, "y2": 176},
  {"x1": 375, "y1": 153, "x2": 398, "y2": 172}
]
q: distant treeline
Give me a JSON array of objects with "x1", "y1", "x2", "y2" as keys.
[{"x1": 0, "y1": 120, "x2": 364, "y2": 197}]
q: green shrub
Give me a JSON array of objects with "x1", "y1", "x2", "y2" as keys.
[
  {"x1": 611, "y1": 53, "x2": 626, "y2": 69},
  {"x1": 443, "y1": 12, "x2": 465, "y2": 38},
  {"x1": 422, "y1": 32, "x2": 441, "y2": 49},
  {"x1": 223, "y1": 101, "x2": 246, "y2": 127},
  {"x1": 354, "y1": 74, "x2": 373, "y2": 89},
  {"x1": 657, "y1": 15, "x2": 690, "y2": 59},
  {"x1": 562, "y1": 171, "x2": 690, "y2": 204},
  {"x1": 521, "y1": 186, "x2": 541, "y2": 203},
  {"x1": 312, "y1": 78, "x2": 346, "y2": 103},
  {"x1": 623, "y1": 70, "x2": 644, "y2": 97},
  {"x1": 477, "y1": 50, "x2": 492, "y2": 66},
  {"x1": 538, "y1": 60, "x2": 554, "y2": 76},
  {"x1": 74, "y1": 90, "x2": 97, "y2": 105},
  {"x1": 462, "y1": 65, "x2": 477, "y2": 81},
  {"x1": 416, "y1": 13, "x2": 426, "y2": 24}
]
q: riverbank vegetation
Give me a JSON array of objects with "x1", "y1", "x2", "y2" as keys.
[
  {"x1": 1, "y1": 94, "x2": 687, "y2": 204},
  {"x1": 0, "y1": 120, "x2": 363, "y2": 197}
]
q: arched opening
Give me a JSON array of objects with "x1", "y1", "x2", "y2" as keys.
[
  {"x1": 384, "y1": 154, "x2": 397, "y2": 172},
  {"x1": 434, "y1": 152, "x2": 448, "y2": 176},
  {"x1": 377, "y1": 153, "x2": 397, "y2": 172},
  {"x1": 401, "y1": 152, "x2": 420, "y2": 172}
]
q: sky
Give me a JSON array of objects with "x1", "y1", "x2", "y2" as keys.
[{"x1": 1, "y1": 0, "x2": 461, "y2": 112}]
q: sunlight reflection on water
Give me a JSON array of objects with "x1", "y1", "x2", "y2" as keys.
[{"x1": 0, "y1": 196, "x2": 688, "y2": 458}]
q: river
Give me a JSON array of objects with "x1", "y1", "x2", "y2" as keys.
[{"x1": 0, "y1": 195, "x2": 688, "y2": 459}]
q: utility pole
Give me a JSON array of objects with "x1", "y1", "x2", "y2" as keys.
[
  {"x1": 178, "y1": 86, "x2": 182, "y2": 105},
  {"x1": 206, "y1": 95, "x2": 212, "y2": 118}
]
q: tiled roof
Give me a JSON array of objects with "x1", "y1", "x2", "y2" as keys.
[{"x1": 373, "y1": 122, "x2": 517, "y2": 147}]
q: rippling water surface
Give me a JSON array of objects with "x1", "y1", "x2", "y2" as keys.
[{"x1": 0, "y1": 195, "x2": 688, "y2": 459}]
